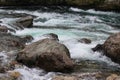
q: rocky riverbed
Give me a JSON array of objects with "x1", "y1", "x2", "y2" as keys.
[{"x1": 0, "y1": 6, "x2": 120, "y2": 80}]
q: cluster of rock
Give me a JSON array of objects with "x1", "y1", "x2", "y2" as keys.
[
  {"x1": 0, "y1": 0, "x2": 120, "y2": 12},
  {"x1": 0, "y1": 15, "x2": 120, "y2": 80}
]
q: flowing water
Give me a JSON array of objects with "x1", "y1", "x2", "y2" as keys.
[{"x1": 0, "y1": 6, "x2": 120, "y2": 80}]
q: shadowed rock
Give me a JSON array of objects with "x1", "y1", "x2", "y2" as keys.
[{"x1": 92, "y1": 44, "x2": 103, "y2": 52}]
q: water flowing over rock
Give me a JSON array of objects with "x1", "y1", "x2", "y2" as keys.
[
  {"x1": 16, "y1": 38, "x2": 74, "y2": 72},
  {"x1": 103, "y1": 32, "x2": 120, "y2": 64}
]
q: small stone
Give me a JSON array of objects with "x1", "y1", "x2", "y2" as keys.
[{"x1": 8, "y1": 71, "x2": 21, "y2": 78}]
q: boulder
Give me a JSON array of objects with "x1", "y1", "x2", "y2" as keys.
[
  {"x1": 103, "y1": 32, "x2": 120, "y2": 64},
  {"x1": 11, "y1": 16, "x2": 33, "y2": 30},
  {"x1": 16, "y1": 38, "x2": 74, "y2": 72},
  {"x1": 0, "y1": 32, "x2": 33, "y2": 52},
  {"x1": 43, "y1": 33, "x2": 59, "y2": 41}
]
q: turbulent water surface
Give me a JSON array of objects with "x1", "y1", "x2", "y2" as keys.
[{"x1": 0, "y1": 7, "x2": 120, "y2": 80}]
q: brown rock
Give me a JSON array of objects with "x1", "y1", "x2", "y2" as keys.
[
  {"x1": 78, "y1": 38, "x2": 91, "y2": 44},
  {"x1": 43, "y1": 33, "x2": 59, "y2": 41},
  {"x1": 0, "y1": 25, "x2": 16, "y2": 33},
  {"x1": 103, "y1": 32, "x2": 120, "y2": 64},
  {"x1": 16, "y1": 38, "x2": 74, "y2": 72},
  {"x1": 16, "y1": 16, "x2": 33, "y2": 28}
]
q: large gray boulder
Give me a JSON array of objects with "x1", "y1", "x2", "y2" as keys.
[
  {"x1": 16, "y1": 38, "x2": 74, "y2": 72},
  {"x1": 103, "y1": 32, "x2": 120, "y2": 64}
]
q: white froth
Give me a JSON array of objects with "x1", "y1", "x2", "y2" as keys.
[{"x1": 12, "y1": 66, "x2": 55, "y2": 80}]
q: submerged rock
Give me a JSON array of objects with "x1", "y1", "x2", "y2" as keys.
[
  {"x1": 11, "y1": 16, "x2": 33, "y2": 30},
  {"x1": 103, "y1": 32, "x2": 120, "y2": 64},
  {"x1": 16, "y1": 38, "x2": 74, "y2": 72},
  {"x1": 78, "y1": 38, "x2": 91, "y2": 44},
  {"x1": 43, "y1": 33, "x2": 59, "y2": 41}
]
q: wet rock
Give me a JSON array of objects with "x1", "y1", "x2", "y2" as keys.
[
  {"x1": 21, "y1": 35, "x2": 34, "y2": 43},
  {"x1": 92, "y1": 44, "x2": 103, "y2": 52},
  {"x1": 43, "y1": 33, "x2": 59, "y2": 41},
  {"x1": 0, "y1": 25, "x2": 16, "y2": 33},
  {"x1": 16, "y1": 16, "x2": 33, "y2": 28},
  {"x1": 0, "y1": 32, "x2": 25, "y2": 52},
  {"x1": 0, "y1": 76, "x2": 16, "y2": 80},
  {"x1": 16, "y1": 38, "x2": 74, "y2": 72},
  {"x1": 10, "y1": 16, "x2": 33, "y2": 30},
  {"x1": 103, "y1": 32, "x2": 120, "y2": 64},
  {"x1": 0, "y1": 25, "x2": 8, "y2": 33},
  {"x1": 78, "y1": 38, "x2": 91, "y2": 44}
]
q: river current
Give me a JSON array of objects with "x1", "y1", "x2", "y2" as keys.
[{"x1": 0, "y1": 6, "x2": 120, "y2": 80}]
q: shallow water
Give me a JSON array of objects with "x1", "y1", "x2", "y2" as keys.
[{"x1": 0, "y1": 7, "x2": 120, "y2": 80}]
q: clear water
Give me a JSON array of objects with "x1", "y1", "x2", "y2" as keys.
[{"x1": 0, "y1": 7, "x2": 120, "y2": 80}]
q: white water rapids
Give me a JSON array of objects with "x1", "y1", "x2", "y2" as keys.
[{"x1": 0, "y1": 7, "x2": 120, "y2": 80}]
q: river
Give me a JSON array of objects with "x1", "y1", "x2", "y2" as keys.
[{"x1": 0, "y1": 6, "x2": 120, "y2": 80}]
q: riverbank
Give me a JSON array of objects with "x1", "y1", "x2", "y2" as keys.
[{"x1": 0, "y1": 0, "x2": 120, "y2": 12}]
